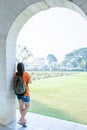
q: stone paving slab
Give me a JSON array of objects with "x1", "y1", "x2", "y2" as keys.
[
  {"x1": 75, "y1": 125, "x2": 87, "y2": 130},
  {"x1": 0, "y1": 125, "x2": 12, "y2": 130},
  {"x1": 0, "y1": 110, "x2": 87, "y2": 130}
]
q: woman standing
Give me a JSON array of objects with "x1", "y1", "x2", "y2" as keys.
[{"x1": 14, "y1": 62, "x2": 31, "y2": 127}]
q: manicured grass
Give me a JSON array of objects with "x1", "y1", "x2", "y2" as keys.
[{"x1": 29, "y1": 72, "x2": 87, "y2": 125}]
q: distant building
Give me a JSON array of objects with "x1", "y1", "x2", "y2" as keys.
[{"x1": 26, "y1": 58, "x2": 46, "y2": 70}]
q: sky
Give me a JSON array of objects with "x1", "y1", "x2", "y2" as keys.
[{"x1": 16, "y1": 7, "x2": 87, "y2": 62}]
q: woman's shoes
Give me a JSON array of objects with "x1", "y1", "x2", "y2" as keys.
[
  {"x1": 22, "y1": 123, "x2": 27, "y2": 127},
  {"x1": 17, "y1": 121, "x2": 27, "y2": 127},
  {"x1": 17, "y1": 119, "x2": 27, "y2": 127}
]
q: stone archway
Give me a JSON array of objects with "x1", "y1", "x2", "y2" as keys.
[{"x1": 0, "y1": 0, "x2": 87, "y2": 125}]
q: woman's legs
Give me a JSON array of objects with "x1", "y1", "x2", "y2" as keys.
[
  {"x1": 18, "y1": 100, "x2": 30, "y2": 124},
  {"x1": 20, "y1": 103, "x2": 30, "y2": 122},
  {"x1": 19, "y1": 100, "x2": 25, "y2": 115}
]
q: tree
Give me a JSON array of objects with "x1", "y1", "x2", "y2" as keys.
[
  {"x1": 63, "y1": 48, "x2": 87, "y2": 71},
  {"x1": 80, "y1": 59, "x2": 86, "y2": 71},
  {"x1": 16, "y1": 45, "x2": 33, "y2": 64},
  {"x1": 47, "y1": 54, "x2": 58, "y2": 64}
]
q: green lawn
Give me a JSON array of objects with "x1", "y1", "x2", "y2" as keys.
[{"x1": 23, "y1": 72, "x2": 87, "y2": 125}]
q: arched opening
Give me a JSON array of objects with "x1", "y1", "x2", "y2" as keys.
[
  {"x1": 5, "y1": 0, "x2": 87, "y2": 125},
  {"x1": 16, "y1": 7, "x2": 87, "y2": 125}
]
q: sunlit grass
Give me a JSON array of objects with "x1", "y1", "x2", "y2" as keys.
[{"x1": 28, "y1": 72, "x2": 87, "y2": 125}]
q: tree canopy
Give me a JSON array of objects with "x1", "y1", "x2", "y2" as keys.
[
  {"x1": 16, "y1": 45, "x2": 33, "y2": 64},
  {"x1": 47, "y1": 54, "x2": 58, "y2": 64},
  {"x1": 63, "y1": 47, "x2": 87, "y2": 70}
]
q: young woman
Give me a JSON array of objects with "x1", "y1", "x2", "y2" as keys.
[{"x1": 14, "y1": 62, "x2": 31, "y2": 127}]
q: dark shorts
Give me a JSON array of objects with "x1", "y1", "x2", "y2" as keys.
[{"x1": 17, "y1": 95, "x2": 30, "y2": 103}]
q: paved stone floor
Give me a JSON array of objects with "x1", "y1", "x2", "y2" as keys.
[{"x1": 0, "y1": 110, "x2": 87, "y2": 130}]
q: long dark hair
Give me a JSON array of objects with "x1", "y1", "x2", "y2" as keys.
[{"x1": 17, "y1": 62, "x2": 25, "y2": 75}]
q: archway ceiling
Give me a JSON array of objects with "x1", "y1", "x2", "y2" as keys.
[{"x1": 68, "y1": 0, "x2": 87, "y2": 16}]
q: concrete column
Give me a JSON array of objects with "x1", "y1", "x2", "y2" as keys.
[{"x1": 0, "y1": 36, "x2": 16, "y2": 125}]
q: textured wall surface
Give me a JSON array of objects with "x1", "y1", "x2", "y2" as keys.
[{"x1": 0, "y1": 0, "x2": 87, "y2": 125}]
